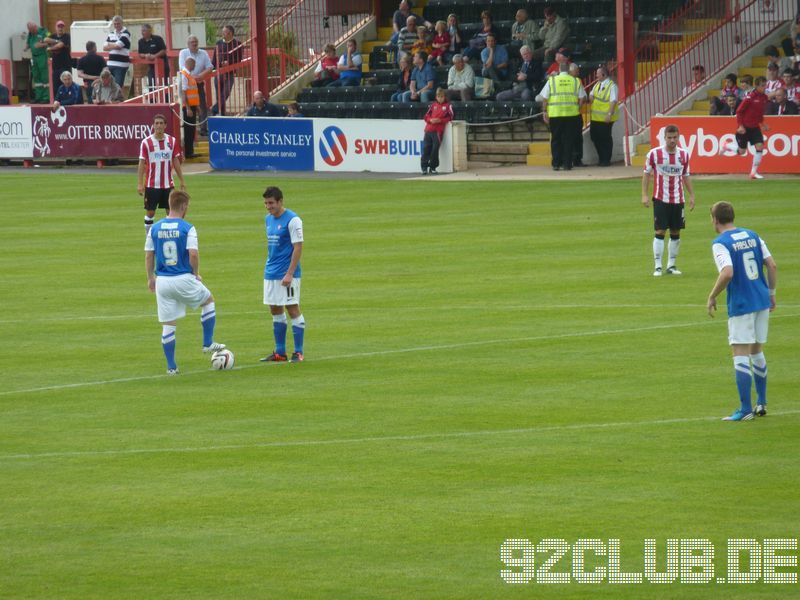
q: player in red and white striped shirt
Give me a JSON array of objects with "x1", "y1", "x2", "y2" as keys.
[
  {"x1": 138, "y1": 114, "x2": 185, "y2": 233},
  {"x1": 641, "y1": 124, "x2": 695, "y2": 277}
]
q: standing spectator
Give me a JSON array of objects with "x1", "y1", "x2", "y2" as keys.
[
  {"x1": 179, "y1": 57, "x2": 200, "y2": 157},
  {"x1": 641, "y1": 124, "x2": 694, "y2": 276},
  {"x1": 464, "y1": 11, "x2": 497, "y2": 61},
  {"x1": 764, "y1": 44, "x2": 792, "y2": 74},
  {"x1": 445, "y1": 54, "x2": 475, "y2": 101},
  {"x1": 496, "y1": 45, "x2": 540, "y2": 101},
  {"x1": 103, "y1": 15, "x2": 131, "y2": 89},
  {"x1": 26, "y1": 22, "x2": 50, "y2": 103},
  {"x1": 681, "y1": 64, "x2": 705, "y2": 95},
  {"x1": 707, "y1": 201, "x2": 777, "y2": 421},
  {"x1": 328, "y1": 39, "x2": 363, "y2": 87},
  {"x1": 287, "y1": 102, "x2": 303, "y2": 117},
  {"x1": 429, "y1": 21, "x2": 451, "y2": 66},
  {"x1": 179, "y1": 36, "x2": 213, "y2": 135},
  {"x1": 509, "y1": 9, "x2": 537, "y2": 57},
  {"x1": 45, "y1": 20, "x2": 71, "y2": 93},
  {"x1": 77, "y1": 41, "x2": 106, "y2": 103},
  {"x1": 212, "y1": 25, "x2": 243, "y2": 116},
  {"x1": 246, "y1": 91, "x2": 282, "y2": 117},
  {"x1": 52, "y1": 71, "x2": 82, "y2": 108},
  {"x1": 765, "y1": 87, "x2": 798, "y2": 114},
  {"x1": 0, "y1": 81, "x2": 9, "y2": 105},
  {"x1": 588, "y1": 66, "x2": 618, "y2": 167},
  {"x1": 537, "y1": 64, "x2": 586, "y2": 171},
  {"x1": 391, "y1": 54, "x2": 413, "y2": 101},
  {"x1": 92, "y1": 68, "x2": 123, "y2": 104},
  {"x1": 138, "y1": 24, "x2": 169, "y2": 88},
  {"x1": 138, "y1": 113, "x2": 185, "y2": 233},
  {"x1": 719, "y1": 76, "x2": 770, "y2": 179},
  {"x1": 782, "y1": 68, "x2": 800, "y2": 103},
  {"x1": 446, "y1": 14, "x2": 462, "y2": 55},
  {"x1": 402, "y1": 51, "x2": 436, "y2": 102},
  {"x1": 480, "y1": 34, "x2": 509, "y2": 84},
  {"x1": 311, "y1": 44, "x2": 339, "y2": 87},
  {"x1": 144, "y1": 190, "x2": 226, "y2": 376},
  {"x1": 535, "y1": 6, "x2": 569, "y2": 64},
  {"x1": 421, "y1": 88, "x2": 454, "y2": 175},
  {"x1": 260, "y1": 186, "x2": 306, "y2": 364},
  {"x1": 396, "y1": 16, "x2": 420, "y2": 64}
]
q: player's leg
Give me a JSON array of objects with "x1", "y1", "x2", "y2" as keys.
[
  {"x1": 750, "y1": 309, "x2": 770, "y2": 415},
  {"x1": 261, "y1": 280, "x2": 289, "y2": 361},
  {"x1": 199, "y1": 294, "x2": 225, "y2": 353},
  {"x1": 722, "y1": 315, "x2": 756, "y2": 421},
  {"x1": 652, "y1": 200, "x2": 667, "y2": 276},
  {"x1": 665, "y1": 203, "x2": 685, "y2": 274},
  {"x1": 144, "y1": 189, "x2": 157, "y2": 233},
  {"x1": 161, "y1": 320, "x2": 178, "y2": 374},
  {"x1": 155, "y1": 277, "x2": 186, "y2": 374},
  {"x1": 286, "y1": 280, "x2": 304, "y2": 362},
  {"x1": 749, "y1": 138, "x2": 764, "y2": 179}
]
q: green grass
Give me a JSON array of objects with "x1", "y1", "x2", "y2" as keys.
[{"x1": 0, "y1": 172, "x2": 798, "y2": 598}]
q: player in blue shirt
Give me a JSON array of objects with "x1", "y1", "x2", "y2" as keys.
[
  {"x1": 260, "y1": 186, "x2": 306, "y2": 363},
  {"x1": 707, "y1": 201, "x2": 777, "y2": 421},
  {"x1": 145, "y1": 190, "x2": 225, "y2": 374}
]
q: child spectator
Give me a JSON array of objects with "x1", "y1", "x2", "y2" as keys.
[
  {"x1": 312, "y1": 44, "x2": 339, "y2": 87},
  {"x1": 421, "y1": 87, "x2": 454, "y2": 175},
  {"x1": 410, "y1": 26, "x2": 431, "y2": 57},
  {"x1": 429, "y1": 21, "x2": 451, "y2": 66},
  {"x1": 287, "y1": 102, "x2": 303, "y2": 117},
  {"x1": 391, "y1": 54, "x2": 413, "y2": 101}
]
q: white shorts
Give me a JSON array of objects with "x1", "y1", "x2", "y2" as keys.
[
  {"x1": 728, "y1": 309, "x2": 769, "y2": 345},
  {"x1": 263, "y1": 278, "x2": 301, "y2": 306},
  {"x1": 155, "y1": 273, "x2": 212, "y2": 322}
]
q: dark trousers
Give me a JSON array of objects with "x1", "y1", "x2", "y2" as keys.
[
  {"x1": 590, "y1": 120, "x2": 614, "y2": 165},
  {"x1": 421, "y1": 131, "x2": 443, "y2": 172},
  {"x1": 213, "y1": 74, "x2": 234, "y2": 116},
  {"x1": 549, "y1": 115, "x2": 582, "y2": 169},
  {"x1": 183, "y1": 106, "x2": 197, "y2": 156},
  {"x1": 197, "y1": 85, "x2": 208, "y2": 134}
]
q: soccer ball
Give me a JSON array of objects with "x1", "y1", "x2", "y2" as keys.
[{"x1": 211, "y1": 349, "x2": 235, "y2": 370}]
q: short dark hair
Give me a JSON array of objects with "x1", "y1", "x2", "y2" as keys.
[
  {"x1": 711, "y1": 201, "x2": 735, "y2": 224},
  {"x1": 543, "y1": 6, "x2": 555, "y2": 17},
  {"x1": 764, "y1": 44, "x2": 778, "y2": 56},
  {"x1": 263, "y1": 186, "x2": 284, "y2": 201},
  {"x1": 86, "y1": 40, "x2": 96, "y2": 51},
  {"x1": 169, "y1": 190, "x2": 190, "y2": 210},
  {"x1": 224, "y1": 25, "x2": 235, "y2": 35},
  {"x1": 724, "y1": 73, "x2": 737, "y2": 84},
  {"x1": 740, "y1": 74, "x2": 753, "y2": 85},
  {"x1": 416, "y1": 50, "x2": 428, "y2": 62},
  {"x1": 153, "y1": 113, "x2": 167, "y2": 124},
  {"x1": 664, "y1": 124, "x2": 679, "y2": 135},
  {"x1": 754, "y1": 75, "x2": 767, "y2": 86}
]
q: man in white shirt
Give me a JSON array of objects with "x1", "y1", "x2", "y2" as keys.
[
  {"x1": 179, "y1": 36, "x2": 213, "y2": 134},
  {"x1": 445, "y1": 54, "x2": 475, "y2": 101}
]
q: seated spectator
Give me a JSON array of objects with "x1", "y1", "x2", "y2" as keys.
[
  {"x1": 481, "y1": 34, "x2": 509, "y2": 83},
  {"x1": 396, "y1": 16, "x2": 419, "y2": 64},
  {"x1": 496, "y1": 45, "x2": 542, "y2": 101},
  {"x1": 386, "y1": 1, "x2": 430, "y2": 54},
  {"x1": 710, "y1": 73, "x2": 741, "y2": 114},
  {"x1": 391, "y1": 54, "x2": 413, "y2": 101},
  {"x1": 545, "y1": 47, "x2": 575, "y2": 77},
  {"x1": 402, "y1": 51, "x2": 436, "y2": 102},
  {"x1": 464, "y1": 10, "x2": 498, "y2": 61},
  {"x1": 739, "y1": 74, "x2": 754, "y2": 98},
  {"x1": 711, "y1": 92, "x2": 740, "y2": 116},
  {"x1": 287, "y1": 102, "x2": 303, "y2": 117},
  {"x1": 409, "y1": 26, "x2": 432, "y2": 57},
  {"x1": 53, "y1": 71, "x2": 83, "y2": 108},
  {"x1": 312, "y1": 44, "x2": 339, "y2": 87},
  {"x1": 765, "y1": 87, "x2": 798, "y2": 114},
  {"x1": 509, "y1": 9, "x2": 537, "y2": 57},
  {"x1": 92, "y1": 68, "x2": 123, "y2": 104},
  {"x1": 328, "y1": 39, "x2": 363, "y2": 87},
  {"x1": 782, "y1": 68, "x2": 800, "y2": 103},
  {"x1": 534, "y1": 6, "x2": 569, "y2": 63},
  {"x1": 765, "y1": 63, "x2": 782, "y2": 98},
  {"x1": 681, "y1": 64, "x2": 705, "y2": 95},
  {"x1": 765, "y1": 44, "x2": 792, "y2": 74},
  {"x1": 445, "y1": 54, "x2": 475, "y2": 101},
  {"x1": 446, "y1": 14, "x2": 463, "y2": 55},
  {"x1": 429, "y1": 21, "x2": 451, "y2": 66},
  {"x1": 246, "y1": 90, "x2": 282, "y2": 116},
  {"x1": 77, "y1": 41, "x2": 106, "y2": 104},
  {"x1": 0, "y1": 81, "x2": 9, "y2": 105}
]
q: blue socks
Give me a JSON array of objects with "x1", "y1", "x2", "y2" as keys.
[
  {"x1": 162, "y1": 325, "x2": 177, "y2": 370},
  {"x1": 733, "y1": 356, "x2": 753, "y2": 413},
  {"x1": 273, "y1": 313, "x2": 288, "y2": 355},
  {"x1": 292, "y1": 315, "x2": 305, "y2": 354},
  {"x1": 201, "y1": 302, "x2": 216, "y2": 347},
  {"x1": 750, "y1": 352, "x2": 767, "y2": 406}
]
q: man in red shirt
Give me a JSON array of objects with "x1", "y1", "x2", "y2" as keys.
[
  {"x1": 421, "y1": 87, "x2": 454, "y2": 175},
  {"x1": 719, "y1": 76, "x2": 770, "y2": 179}
]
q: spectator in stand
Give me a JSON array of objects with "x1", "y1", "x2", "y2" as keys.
[
  {"x1": 710, "y1": 73, "x2": 741, "y2": 114},
  {"x1": 766, "y1": 87, "x2": 798, "y2": 114},
  {"x1": 781, "y1": 13, "x2": 800, "y2": 61},
  {"x1": 764, "y1": 63, "x2": 782, "y2": 99},
  {"x1": 53, "y1": 71, "x2": 82, "y2": 108},
  {"x1": 764, "y1": 44, "x2": 792, "y2": 74},
  {"x1": 481, "y1": 34, "x2": 509, "y2": 84},
  {"x1": 496, "y1": 45, "x2": 541, "y2": 101},
  {"x1": 446, "y1": 14, "x2": 462, "y2": 56},
  {"x1": 509, "y1": 9, "x2": 537, "y2": 58},
  {"x1": 386, "y1": 1, "x2": 429, "y2": 56},
  {"x1": 45, "y1": 20, "x2": 72, "y2": 93},
  {"x1": 312, "y1": 44, "x2": 339, "y2": 87},
  {"x1": 103, "y1": 15, "x2": 131, "y2": 89},
  {"x1": 391, "y1": 54, "x2": 413, "y2": 101},
  {"x1": 429, "y1": 21, "x2": 451, "y2": 66},
  {"x1": 782, "y1": 68, "x2": 800, "y2": 103},
  {"x1": 77, "y1": 41, "x2": 106, "y2": 103},
  {"x1": 402, "y1": 50, "x2": 436, "y2": 102},
  {"x1": 212, "y1": 25, "x2": 243, "y2": 116},
  {"x1": 0, "y1": 82, "x2": 9, "y2": 105},
  {"x1": 589, "y1": 66, "x2": 619, "y2": 167},
  {"x1": 535, "y1": 6, "x2": 569, "y2": 63},
  {"x1": 287, "y1": 102, "x2": 303, "y2": 117},
  {"x1": 546, "y1": 47, "x2": 575, "y2": 77},
  {"x1": 396, "y1": 16, "x2": 419, "y2": 64},
  {"x1": 138, "y1": 24, "x2": 169, "y2": 88},
  {"x1": 92, "y1": 67, "x2": 123, "y2": 104},
  {"x1": 739, "y1": 74, "x2": 754, "y2": 98},
  {"x1": 328, "y1": 39, "x2": 362, "y2": 87},
  {"x1": 421, "y1": 87, "x2": 454, "y2": 175},
  {"x1": 179, "y1": 36, "x2": 213, "y2": 135},
  {"x1": 681, "y1": 64, "x2": 706, "y2": 95},
  {"x1": 179, "y1": 57, "x2": 199, "y2": 157},
  {"x1": 445, "y1": 54, "x2": 475, "y2": 101},
  {"x1": 712, "y1": 92, "x2": 740, "y2": 116},
  {"x1": 26, "y1": 21, "x2": 50, "y2": 103},
  {"x1": 246, "y1": 91, "x2": 282, "y2": 117},
  {"x1": 409, "y1": 26, "x2": 432, "y2": 57},
  {"x1": 464, "y1": 11, "x2": 498, "y2": 61}
]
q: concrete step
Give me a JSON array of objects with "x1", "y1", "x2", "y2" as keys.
[
  {"x1": 752, "y1": 55, "x2": 771, "y2": 67},
  {"x1": 377, "y1": 26, "x2": 394, "y2": 39},
  {"x1": 692, "y1": 99, "x2": 711, "y2": 111},
  {"x1": 631, "y1": 154, "x2": 647, "y2": 167},
  {"x1": 469, "y1": 141, "x2": 530, "y2": 155},
  {"x1": 469, "y1": 153, "x2": 528, "y2": 164},
  {"x1": 362, "y1": 40, "x2": 386, "y2": 53},
  {"x1": 738, "y1": 66, "x2": 765, "y2": 78},
  {"x1": 526, "y1": 154, "x2": 552, "y2": 166},
  {"x1": 527, "y1": 141, "x2": 550, "y2": 154},
  {"x1": 636, "y1": 143, "x2": 651, "y2": 156}
]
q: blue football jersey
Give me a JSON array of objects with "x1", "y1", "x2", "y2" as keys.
[
  {"x1": 264, "y1": 209, "x2": 302, "y2": 280},
  {"x1": 150, "y1": 218, "x2": 194, "y2": 277},
  {"x1": 713, "y1": 228, "x2": 770, "y2": 317}
]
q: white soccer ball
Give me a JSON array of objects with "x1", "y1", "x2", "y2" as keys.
[{"x1": 211, "y1": 349, "x2": 235, "y2": 370}]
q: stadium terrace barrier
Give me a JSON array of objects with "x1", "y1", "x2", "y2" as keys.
[
  {"x1": 0, "y1": 104, "x2": 180, "y2": 160},
  {"x1": 650, "y1": 116, "x2": 800, "y2": 173},
  {"x1": 208, "y1": 116, "x2": 454, "y2": 173}
]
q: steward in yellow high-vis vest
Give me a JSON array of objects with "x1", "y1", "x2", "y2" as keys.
[
  {"x1": 588, "y1": 66, "x2": 619, "y2": 166},
  {"x1": 539, "y1": 63, "x2": 586, "y2": 171},
  {"x1": 180, "y1": 57, "x2": 200, "y2": 158}
]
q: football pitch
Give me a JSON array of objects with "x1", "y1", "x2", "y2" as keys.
[{"x1": 1, "y1": 171, "x2": 798, "y2": 598}]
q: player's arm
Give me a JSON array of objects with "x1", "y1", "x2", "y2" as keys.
[
  {"x1": 641, "y1": 170, "x2": 651, "y2": 207},
  {"x1": 188, "y1": 248, "x2": 201, "y2": 280},
  {"x1": 137, "y1": 158, "x2": 146, "y2": 195},
  {"x1": 765, "y1": 255, "x2": 777, "y2": 310},
  {"x1": 707, "y1": 265, "x2": 733, "y2": 317},
  {"x1": 172, "y1": 155, "x2": 186, "y2": 190},
  {"x1": 281, "y1": 242, "x2": 303, "y2": 286},
  {"x1": 683, "y1": 175, "x2": 695, "y2": 211},
  {"x1": 145, "y1": 250, "x2": 156, "y2": 292}
]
